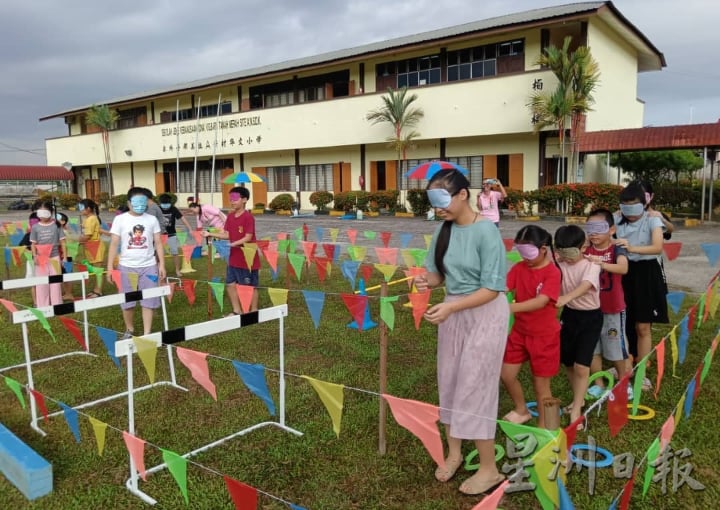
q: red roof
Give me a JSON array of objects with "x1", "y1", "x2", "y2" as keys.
[
  {"x1": 0, "y1": 165, "x2": 74, "y2": 181},
  {"x1": 579, "y1": 122, "x2": 720, "y2": 153}
]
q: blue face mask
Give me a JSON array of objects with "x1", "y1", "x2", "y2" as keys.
[
  {"x1": 130, "y1": 196, "x2": 148, "y2": 214},
  {"x1": 620, "y1": 203, "x2": 644, "y2": 217},
  {"x1": 77, "y1": 203, "x2": 85, "y2": 212},
  {"x1": 426, "y1": 188, "x2": 453, "y2": 209},
  {"x1": 160, "y1": 203, "x2": 171, "y2": 210}
]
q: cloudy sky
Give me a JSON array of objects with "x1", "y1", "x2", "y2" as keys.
[{"x1": 1, "y1": 0, "x2": 718, "y2": 165}]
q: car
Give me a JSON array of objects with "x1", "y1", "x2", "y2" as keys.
[{"x1": 8, "y1": 199, "x2": 30, "y2": 210}]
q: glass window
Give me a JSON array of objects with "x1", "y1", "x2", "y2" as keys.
[
  {"x1": 484, "y1": 60, "x2": 496, "y2": 76},
  {"x1": 472, "y1": 62, "x2": 484, "y2": 78},
  {"x1": 398, "y1": 74, "x2": 408, "y2": 88},
  {"x1": 447, "y1": 66, "x2": 458, "y2": 81},
  {"x1": 429, "y1": 68, "x2": 441, "y2": 84},
  {"x1": 459, "y1": 63, "x2": 471, "y2": 80},
  {"x1": 267, "y1": 166, "x2": 294, "y2": 192},
  {"x1": 298, "y1": 164, "x2": 334, "y2": 192}
]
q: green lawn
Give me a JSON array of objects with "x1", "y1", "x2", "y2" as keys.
[{"x1": 0, "y1": 248, "x2": 718, "y2": 510}]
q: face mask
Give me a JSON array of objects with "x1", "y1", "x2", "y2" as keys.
[
  {"x1": 515, "y1": 243, "x2": 540, "y2": 260},
  {"x1": 130, "y1": 196, "x2": 148, "y2": 214},
  {"x1": 78, "y1": 203, "x2": 85, "y2": 212},
  {"x1": 229, "y1": 192, "x2": 242, "y2": 202},
  {"x1": 29, "y1": 218, "x2": 39, "y2": 228},
  {"x1": 160, "y1": 203, "x2": 171, "y2": 210},
  {"x1": 584, "y1": 220, "x2": 609, "y2": 235},
  {"x1": 426, "y1": 188, "x2": 452, "y2": 209},
  {"x1": 37, "y1": 209, "x2": 52, "y2": 220},
  {"x1": 557, "y1": 247, "x2": 581, "y2": 260},
  {"x1": 620, "y1": 203, "x2": 644, "y2": 217}
]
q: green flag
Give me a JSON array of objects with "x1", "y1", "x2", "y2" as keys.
[
  {"x1": 161, "y1": 449, "x2": 189, "y2": 505},
  {"x1": 380, "y1": 296, "x2": 399, "y2": 330}
]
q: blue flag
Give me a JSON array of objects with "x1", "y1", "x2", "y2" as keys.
[
  {"x1": 678, "y1": 316, "x2": 689, "y2": 364},
  {"x1": 341, "y1": 260, "x2": 360, "y2": 290},
  {"x1": 684, "y1": 379, "x2": 696, "y2": 419},
  {"x1": 302, "y1": 290, "x2": 325, "y2": 330},
  {"x1": 700, "y1": 243, "x2": 720, "y2": 267},
  {"x1": 666, "y1": 291, "x2": 685, "y2": 315},
  {"x1": 399, "y1": 232, "x2": 413, "y2": 248},
  {"x1": 59, "y1": 402, "x2": 81, "y2": 443},
  {"x1": 232, "y1": 361, "x2": 276, "y2": 416},
  {"x1": 95, "y1": 326, "x2": 122, "y2": 369}
]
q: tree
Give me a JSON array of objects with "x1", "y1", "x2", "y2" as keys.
[
  {"x1": 85, "y1": 104, "x2": 119, "y2": 196},
  {"x1": 528, "y1": 36, "x2": 600, "y2": 183},
  {"x1": 366, "y1": 87, "x2": 424, "y2": 206},
  {"x1": 610, "y1": 150, "x2": 704, "y2": 184}
]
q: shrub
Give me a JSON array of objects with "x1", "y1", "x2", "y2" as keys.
[
  {"x1": 110, "y1": 194, "x2": 128, "y2": 209},
  {"x1": 333, "y1": 191, "x2": 370, "y2": 211},
  {"x1": 406, "y1": 188, "x2": 430, "y2": 216},
  {"x1": 503, "y1": 188, "x2": 525, "y2": 212},
  {"x1": 96, "y1": 191, "x2": 111, "y2": 206},
  {"x1": 254, "y1": 203, "x2": 265, "y2": 209},
  {"x1": 368, "y1": 190, "x2": 400, "y2": 211},
  {"x1": 309, "y1": 191, "x2": 333, "y2": 210},
  {"x1": 37, "y1": 192, "x2": 56, "y2": 204},
  {"x1": 269, "y1": 193, "x2": 295, "y2": 211},
  {"x1": 58, "y1": 193, "x2": 81, "y2": 209}
]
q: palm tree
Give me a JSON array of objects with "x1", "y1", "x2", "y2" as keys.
[
  {"x1": 85, "y1": 104, "x2": 119, "y2": 196},
  {"x1": 366, "y1": 87, "x2": 424, "y2": 207},
  {"x1": 528, "y1": 36, "x2": 600, "y2": 183}
]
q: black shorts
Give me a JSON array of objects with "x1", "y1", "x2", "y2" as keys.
[
  {"x1": 623, "y1": 259, "x2": 669, "y2": 357},
  {"x1": 560, "y1": 307, "x2": 603, "y2": 367}
]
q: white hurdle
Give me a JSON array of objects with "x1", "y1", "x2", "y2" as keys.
[
  {"x1": 113, "y1": 304, "x2": 302, "y2": 505},
  {"x1": 0, "y1": 272, "x2": 91, "y2": 374},
  {"x1": 10, "y1": 285, "x2": 183, "y2": 436}
]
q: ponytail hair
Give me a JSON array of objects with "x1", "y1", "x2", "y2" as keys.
[{"x1": 428, "y1": 169, "x2": 471, "y2": 277}]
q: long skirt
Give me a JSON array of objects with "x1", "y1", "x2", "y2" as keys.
[{"x1": 437, "y1": 292, "x2": 509, "y2": 440}]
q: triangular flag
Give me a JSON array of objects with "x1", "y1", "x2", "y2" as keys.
[
  {"x1": 0, "y1": 298, "x2": 19, "y2": 313},
  {"x1": 35, "y1": 243, "x2": 52, "y2": 267},
  {"x1": 241, "y1": 244, "x2": 258, "y2": 269},
  {"x1": 666, "y1": 291, "x2": 685, "y2": 315},
  {"x1": 399, "y1": 232, "x2": 413, "y2": 248},
  {"x1": 363, "y1": 230, "x2": 377, "y2": 240},
  {"x1": 374, "y1": 263, "x2": 398, "y2": 282},
  {"x1": 341, "y1": 260, "x2": 360, "y2": 290},
  {"x1": 662, "y1": 242, "x2": 682, "y2": 261},
  {"x1": 301, "y1": 376, "x2": 344, "y2": 437},
  {"x1": 341, "y1": 294, "x2": 367, "y2": 330},
  {"x1": 618, "y1": 468, "x2": 637, "y2": 510},
  {"x1": 322, "y1": 243, "x2": 337, "y2": 261},
  {"x1": 314, "y1": 256, "x2": 330, "y2": 282},
  {"x1": 58, "y1": 316, "x2": 87, "y2": 351},
  {"x1": 424, "y1": 234, "x2": 432, "y2": 250},
  {"x1": 95, "y1": 326, "x2": 121, "y2": 369},
  {"x1": 557, "y1": 475, "x2": 574, "y2": 509},
  {"x1": 235, "y1": 284, "x2": 255, "y2": 314},
  {"x1": 380, "y1": 295, "x2": 399, "y2": 330},
  {"x1": 375, "y1": 247, "x2": 399, "y2": 266},
  {"x1": 675, "y1": 393, "x2": 685, "y2": 428},
  {"x1": 209, "y1": 281, "x2": 225, "y2": 313},
  {"x1": 162, "y1": 449, "x2": 189, "y2": 505},
  {"x1": 346, "y1": 229, "x2": 357, "y2": 245},
  {"x1": 4, "y1": 376, "x2": 26, "y2": 409},
  {"x1": 175, "y1": 347, "x2": 217, "y2": 400},
  {"x1": 349, "y1": 245, "x2": 367, "y2": 262},
  {"x1": 28, "y1": 308, "x2": 55, "y2": 341},
  {"x1": 223, "y1": 476, "x2": 257, "y2": 510},
  {"x1": 360, "y1": 263, "x2": 373, "y2": 283},
  {"x1": 563, "y1": 417, "x2": 583, "y2": 455},
  {"x1": 127, "y1": 271, "x2": 139, "y2": 290},
  {"x1": 631, "y1": 358, "x2": 647, "y2": 415},
  {"x1": 642, "y1": 437, "x2": 661, "y2": 496},
  {"x1": 688, "y1": 305, "x2": 697, "y2": 333},
  {"x1": 85, "y1": 240, "x2": 101, "y2": 261},
  {"x1": 232, "y1": 361, "x2": 276, "y2": 416},
  {"x1": 684, "y1": 379, "x2": 696, "y2": 418},
  {"x1": 659, "y1": 415, "x2": 675, "y2": 451},
  {"x1": 407, "y1": 291, "x2": 432, "y2": 330},
  {"x1": 123, "y1": 431, "x2": 147, "y2": 481},
  {"x1": 669, "y1": 327, "x2": 678, "y2": 375},
  {"x1": 191, "y1": 230, "x2": 203, "y2": 245},
  {"x1": 301, "y1": 241, "x2": 316, "y2": 261},
  {"x1": 380, "y1": 231, "x2": 392, "y2": 247},
  {"x1": 66, "y1": 240, "x2": 80, "y2": 258},
  {"x1": 383, "y1": 394, "x2": 444, "y2": 467},
  {"x1": 471, "y1": 480, "x2": 509, "y2": 510},
  {"x1": 133, "y1": 336, "x2": 158, "y2": 383},
  {"x1": 678, "y1": 317, "x2": 689, "y2": 363},
  {"x1": 608, "y1": 374, "x2": 630, "y2": 436},
  {"x1": 701, "y1": 347, "x2": 714, "y2": 384},
  {"x1": 315, "y1": 226, "x2": 324, "y2": 242},
  {"x1": 302, "y1": 290, "x2": 325, "y2": 330},
  {"x1": 654, "y1": 338, "x2": 666, "y2": 400},
  {"x1": 59, "y1": 402, "x2": 81, "y2": 443},
  {"x1": 29, "y1": 389, "x2": 49, "y2": 423},
  {"x1": 267, "y1": 287, "x2": 289, "y2": 306},
  {"x1": 262, "y1": 248, "x2": 279, "y2": 272},
  {"x1": 293, "y1": 227, "x2": 303, "y2": 241},
  {"x1": 700, "y1": 242, "x2": 720, "y2": 266},
  {"x1": 110, "y1": 269, "x2": 123, "y2": 290},
  {"x1": 287, "y1": 253, "x2": 306, "y2": 281},
  {"x1": 182, "y1": 279, "x2": 197, "y2": 304},
  {"x1": 88, "y1": 417, "x2": 108, "y2": 456}
]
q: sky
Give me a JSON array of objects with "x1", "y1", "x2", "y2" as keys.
[{"x1": 0, "y1": 0, "x2": 718, "y2": 165}]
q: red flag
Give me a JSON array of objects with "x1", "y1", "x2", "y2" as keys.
[
  {"x1": 29, "y1": 389, "x2": 49, "y2": 423},
  {"x1": 608, "y1": 375, "x2": 630, "y2": 436},
  {"x1": 704, "y1": 285, "x2": 712, "y2": 323},
  {"x1": 35, "y1": 244, "x2": 52, "y2": 267},
  {"x1": 182, "y1": 279, "x2": 196, "y2": 305},
  {"x1": 403, "y1": 267, "x2": 426, "y2": 290},
  {"x1": 314, "y1": 257, "x2": 329, "y2": 282},
  {"x1": 301, "y1": 241, "x2": 316, "y2": 262},
  {"x1": 322, "y1": 243, "x2": 336, "y2": 260},
  {"x1": 223, "y1": 476, "x2": 257, "y2": 510},
  {"x1": 662, "y1": 242, "x2": 682, "y2": 261},
  {"x1": 360, "y1": 264, "x2": 373, "y2": 283},
  {"x1": 407, "y1": 291, "x2": 431, "y2": 330},
  {"x1": 380, "y1": 231, "x2": 392, "y2": 247},
  {"x1": 85, "y1": 240, "x2": 101, "y2": 261},
  {"x1": 346, "y1": 229, "x2": 357, "y2": 245},
  {"x1": 619, "y1": 468, "x2": 637, "y2": 510},
  {"x1": 688, "y1": 305, "x2": 697, "y2": 333},
  {"x1": 341, "y1": 294, "x2": 367, "y2": 330},
  {"x1": 58, "y1": 316, "x2": 87, "y2": 350},
  {"x1": 191, "y1": 231, "x2": 203, "y2": 245},
  {"x1": 563, "y1": 416, "x2": 584, "y2": 453},
  {"x1": 383, "y1": 394, "x2": 444, "y2": 467},
  {"x1": 160, "y1": 234, "x2": 168, "y2": 246},
  {"x1": 654, "y1": 339, "x2": 666, "y2": 400},
  {"x1": 502, "y1": 238, "x2": 514, "y2": 252},
  {"x1": 111, "y1": 269, "x2": 122, "y2": 291},
  {"x1": 262, "y1": 248, "x2": 279, "y2": 272},
  {"x1": 235, "y1": 284, "x2": 254, "y2": 314},
  {"x1": 693, "y1": 366, "x2": 702, "y2": 400}
]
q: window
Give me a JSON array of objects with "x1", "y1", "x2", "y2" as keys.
[
  {"x1": 496, "y1": 154, "x2": 510, "y2": 186},
  {"x1": 97, "y1": 168, "x2": 110, "y2": 193},
  {"x1": 299, "y1": 164, "x2": 333, "y2": 191},
  {"x1": 447, "y1": 39, "x2": 523, "y2": 82},
  {"x1": 199, "y1": 102, "x2": 232, "y2": 118},
  {"x1": 386, "y1": 54, "x2": 440, "y2": 89},
  {"x1": 164, "y1": 160, "x2": 229, "y2": 193},
  {"x1": 401, "y1": 158, "x2": 433, "y2": 190},
  {"x1": 264, "y1": 91, "x2": 295, "y2": 108},
  {"x1": 447, "y1": 156, "x2": 484, "y2": 188},
  {"x1": 171, "y1": 108, "x2": 194, "y2": 122},
  {"x1": 298, "y1": 86, "x2": 325, "y2": 103},
  {"x1": 267, "y1": 166, "x2": 294, "y2": 192}
]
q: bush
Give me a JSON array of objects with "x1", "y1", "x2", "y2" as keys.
[
  {"x1": 368, "y1": 190, "x2": 399, "y2": 211},
  {"x1": 96, "y1": 191, "x2": 111, "y2": 206},
  {"x1": 269, "y1": 193, "x2": 295, "y2": 211},
  {"x1": 503, "y1": 188, "x2": 525, "y2": 212},
  {"x1": 110, "y1": 194, "x2": 128, "y2": 209},
  {"x1": 309, "y1": 191, "x2": 333, "y2": 210},
  {"x1": 333, "y1": 191, "x2": 370, "y2": 211},
  {"x1": 58, "y1": 193, "x2": 81, "y2": 209},
  {"x1": 254, "y1": 202, "x2": 265, "y2": 209},
  {"x1": 406, "y1": 188, "x2": 430, "y2": 216}
]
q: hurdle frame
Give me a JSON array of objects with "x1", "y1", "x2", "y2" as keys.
[{"x1": 113, "y1": 304, "x2": 301, "y2": 505}]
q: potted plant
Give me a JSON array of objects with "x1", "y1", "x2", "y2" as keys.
[
  {"x1": 252, "y1": 202, "x2": 265, "y2": 215},
  {"x1": 309, "y1": 191, "x2": 333, "y2": 215},
  {"x1": 269, "y1": 193, "x2": 295, "y2": 215}
]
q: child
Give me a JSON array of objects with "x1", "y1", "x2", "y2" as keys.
[
  {"x1": 501, "y1": 225, "x2": 561, "y2": 429},
  {"x1": 614, "y1": 182, "x2": 668, "y2": 390},
  {"x1": 30, "y1": 200, "x2": 67, "y2": 306},
  {"x1": 56, "y1": 212, "x2": 76, "y2": 301},
  {"x1": 106, "y1": 187, "x2": 166, "y2": 338},
  {"x1": 78, "y1": 199, "x2": 105, "y2": 297},
  {"x1": 584, "y1": 209, "x2": 631, "y2": 398},
  {"x1": 554, "y1": 225, "x2": 601, "y2": 427},
  {"x1": 158, "y1": 193, "x2": 195, "y2": 278},
  {"x1": 202, "y1": 187, "x2": 260, "y2": 314}
]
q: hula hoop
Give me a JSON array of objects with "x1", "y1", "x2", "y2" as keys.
[
  {"x1": 464, "y1": 444, "x2": 505, "y2": 471},
  {"x1": 586, "y1": 371, "x2": 615, "y2": 400},
  {"x1": 526, "y1": 401, "x2": 562, "y2": 418},
  {"x1": 626, "y1": 404, "x2": 656, "y2": 420},
  {"x1": 569, "y1": 444, "x2": 614, "y2": 468}
]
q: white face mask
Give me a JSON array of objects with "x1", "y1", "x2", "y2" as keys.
[{"x1": 37, "y1": 209, "x2": 52, "y2": 220}]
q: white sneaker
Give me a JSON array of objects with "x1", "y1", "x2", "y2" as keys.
[{"x1": 627, "y1": 386, "x2": 634, "y2": 400}]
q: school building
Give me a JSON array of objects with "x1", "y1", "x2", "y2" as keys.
[{"x1": 40, "y1": 1, "x2": 664, "y2": 209}]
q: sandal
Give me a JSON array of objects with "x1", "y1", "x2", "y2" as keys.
[
  {"x1": 435, "y1": 456, "x2": 463, "y2": 483},
  {"x1": 459, "y1": 472, "x2": 505, "y2": 495},
  {"x1": 86, "y1": 291, "x2": 103, "y2": 298},
  {"x1": 502, "y1": 410, "x2": 531, "y2": 425}
]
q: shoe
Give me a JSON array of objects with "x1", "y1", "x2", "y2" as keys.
[
  {"x1": 586, "y1": 385, "x2": 606, "y2": 400},
  {"x1": 641, "y1": 377, "x2": 652, "y2": 391},
  {"x1": 459, "y1": 473, "x2": 505, "y2": 495},
  {"x1": 627, "y1": 386, "x2": 634, "y2": 400},
  {"x1": 607, "y1": 367, "x2": 618, "y2": 380},
  {"x1": 120, "y1": 330, "x2": 134, "y2": 340},
  {"x1": 435, "y1": 456, "x2": 463, "y2": 483}
]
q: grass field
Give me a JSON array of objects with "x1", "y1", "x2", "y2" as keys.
[{"x1": 0, "y1": 244, "x2": 718, "y2": 510}]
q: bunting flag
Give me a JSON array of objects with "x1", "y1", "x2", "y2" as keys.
[
  {"x1": 176, "y1": 231, "x2": 188, "y2": 245},
  {"x1": 232, "y1": 361, "x2": 276, "y2": 416},
  {"x1": 302, "y1": 376, "x2": 345, "y2": 437},
  {"x1": 399, "y1": 232, "x2": 413, "y2": 248},
  {"x1": 4, "y1": 376, "x2": 26, "y2": 408},
  {"x1": 85, "y1": 240, "x2": 102, "y2": 261},
  {"x1": 363, "y1": 230, "x2": 376, "y2": 240},
  {"x1": 608, "y1": 374, "x2": 630, "y2": 436},
  {"x1": 659, "y1": 415, "x2": 675, "y2": 451},
  {"x1": 175, "y1": 347, "x2": 217, "y2": 400},
  {"x1": 180, "y1": 245, "x2": 196, "y2": 273},
  {"x1": 277, "y1": 232, "x2": 288, "y2": 241},
  {"x1": 346, "y1": 229, "x2": 357, "y2": 245},
  {"x1": 95, "y1": 326, "x2": 122, "y2": 369},
  {"x1": 28, "y1": 308, "x2": 56, "y2": 341},
  {"x1": 209, "y1": 281, "x2": 225, "y2": 313},
  {"x1": 110, "y1": 269, "x2": 123, "y2": 290},
  {"x1": 341, "y1": 260, "x2": 360, "y2": 290},
  {"x1": 684, "y1": 379, "x2": 696, "y2": 418},
  {"x1": 678, "y1": 317, "x2": 689, "y2": 363},
  {"x1": 423, "y1": 234, "x2": 432, "y2": 250},
  {"x1": 35, "y1": 244, "x2": 52, "y2": 267},
  {"x1": 710, "y1": 287, "x2": 720, "y2": 319},
  {"x1": 301, "y1": 241, "x2": 316, "y2": 261},
  {"x1": 360, "y1": 263, "x2": 373, "y2": 283},
  {"x1": 9, "y1": 232, "x2": 24, "y2": 247},
  {"x1": 314, "y1": 256, "x2": 330, "y2": 282},
  {"x1": 66, "y1": 240, "x2": 80, "y2": 259},
  {"x1": 563, "y1": 418, "x2": 582, "y2": 456},
  {"x1": 235, "y1": 284, "x2": 255, "y2": 314},
  {"x1": 183, "y1": 279, "x2": 197, "y2": 305},
  {"x1": 224, "y1": 476, "x2": 257, "y2": 510},
  {"x1": 123, "y1": 431, "x2": 148, "y2": 481},
  {"x1": 88, "y1": 416, "x2": 108, "y2": 456},
  {"x1": 162, "y1": 448, "x2": 189, "y2": 505},
  {"x1": 533, "y1": 431, "x2": 567, "y2": 509},
  {"x1": 215, "y1": 240, "x2": 231, "y2": 261},
  {"x1": 262, "y1": 248, "x2": 279, "y2": 272},
  {"x1": 631, "y1": 358, "x2": 648, "y2": 415},
  {"x1": 133, "y1": 336, "x2": 158, "y2": 383},
  {"x1": 58, "y1": 316, "x2": 87, "y2": 351},
  {"x1": 699, "y1": 293, "x2": 707, "y2": 326},
  {"x1": 471, "y1": 480, "x2": 510, "y2": 510},
  {"x1": 674, "y1": 393, "x2": 685, "y2": 429},
  {"x1": 688, "y1": 305, "x2": 697, "y2": 333},
  {"x1": 383, "y1": 394, "x2": 444, "y2": 468},
  {"x1": 403, "y1": 267, "x2": 427, "y2": 290},
  {"x1": 6, "y1": 222, "x2": 17, "y2": 234},
  {"x1": 642, "y1": 437, "x2": 661, "y2": 496},
  {"x1": 374, "y1": 263, "x2": 398, "y2": 282},
  {"x1": 669, "y1": 327, "x2": 678, "y2": 375},
  {"x1": 557, "y1": 476, "x2": 574, "y2": 509},
  {"x1": 666, "y1": 291, "x2": 685, "y2": 315},
  {"x1": 167, "y1": 281, "x2": 177, "y2": 304},
  {"x1": 380, "y1": 295, "x2": 399, "y2": 330},
  {"x1": 617, "y1": 468, "x2": 637, "y2": 510},
  {"x1": 0, "y1": 298, "x2": 19, "y2": 313},
  {"x1": 160, "y1": 234, "x2": 169, "y2": 247},
  {"x1": 407, "y1": 291, "x2": 432, "y2": 330},
  {"x1": 662, "y1": 242, "x2": 682, "y2": 261},
  {"x1": 654, "y1": 339, "x2": 666, "y2": 400},
  {"x1": 375, "y1": 247, "x2": 399, "y2": 265},
  {"x1": 267, "y1": 287, "x2": 289, "y2": 306},
  {"x1": 191, "y1": 230, "x2": 203, "y2": 245},
  {"x1": 322, "y1": 243, "x2": 337, "y2": 261},
  {"x1": 350, "y1": 245, "x2": 368, "y2": 263},
  {"x1": 287, "y1": 253, "x2": 306, "y2": 281},
  {"x1": 29, "y1": 389, "x2": 49, "y2": 423},
  {"x1": 701, "y1": 346, "x2": 714, "y2": 384},
  {"x1": 59, "y1": 402, "x2": 81, "y2": 443},
  {"x1": 241, "y1": 244, "x2": 258, "y2": 269},
  {"x1": 341, "y1": 294, "x2": 368, "y2": 330},
  {"x1": 302, "y1": 290, "x2": 325, "y2": 330},
  {"x1": 127, "y1": 271, "x2": 139, "y2": 290},
  {"x1": 700, "y1": 242, "x2": 720, "y2": 266},
  {"x1": 380, "y1": 231, "x2": 392, "y2": 247},
  {"x1": 293, "y1": 227, "x2": 303, "y2": 241},
  {"x1": 315, "y1": 226, "x2": 324, "y2": 242}
]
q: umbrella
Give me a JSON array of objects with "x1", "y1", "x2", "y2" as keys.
[
  {"x1": 222, "y1": 171, "x2": 267, "y2": 184},
  {"x1": 404, "y1": 160, "x2": 469, "y2": 180}
]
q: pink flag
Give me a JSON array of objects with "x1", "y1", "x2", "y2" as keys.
[
  {"x1": 408, "y1": 291, "x2": 431, "y2": 330},
  {"x1": 660, "y1": 415, "x2": 675, "y2": 451},
  {"x1": 59, "y1": 317, "x2": 87, "y2": 351},
  {"x1": 380, "y1": 231, "x2": 392, "y2": 247},
  {"x1": 191, "y1": 231, "x2": 204, "y2": 245},
  {"x1": 262, "y1": 249, "x2": 279, "y2": 272},
  {"x1": 122, "y1": 431, "x2": 148, "y2": 481},
  {"x1": 375, "y1": 247, "x2": 399, "y2": 265},
  {"x1": 383, "y1": 394, "x2": 444, "y2": 468},
  {"x1": 35, "y1": 244, "x2": 52, "y2": 267},
  {"x1": 471, "y1": 480, "x2": 509, "y2": 510},
  {"x1": 403, "y1": 267, "x2": 426, "y2": 289},
  {"x1": 276, "y1": 232, "x2": 288, "y2": 240},
  {"x1": 0, "y1": 298, "x2": 18, "y2": 313},
  {"x1": 223, "y1": 476, "x2": 257, "y2": 509},
  {"x1": 301, "y1": 241, "x2": 316, "y2": 262},
  {"x1": 161, "y1": 234, "x2": 168, "y2": 246},
  {"x1": 235, "y1": 284, "x2": 254, "y2": 314},
  {"x1": 181, "y1": 245, "x2": 195, "y2": 263},
  {"x1": 346, "y1": 229, "x2": 357, "y2": 245},
  {"x1": 111, "y1": 269, "x2": 123, "y2": 290},
  {"x1": 29, "y1": 389, "x2": 49, "y2": 423},
  {"x1": 175, "y1": 346, "x2": 217, "y2": 400},
  {"x1": 182, "y1": 279, "x2": 196, "y2": 305},
  {"x1": 167, "y1": 282, "x2": 176, "y2": 303},
  {"x1": 654, "y1": 338, "x2": 666, "y2": 400}
]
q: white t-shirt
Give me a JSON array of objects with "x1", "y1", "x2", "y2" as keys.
[{"x1": 110, "y1": 212, "x2": 161, "y2": 268}]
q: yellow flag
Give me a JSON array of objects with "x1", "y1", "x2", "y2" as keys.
[
  {"x1": 533, "y1": 431, "x2": 566, "y2": 507},
  {"x1": 400, "y1": 249, "x2": 416, "y2": 269},
  {"x1": 675, "y1": 393, "x2": 685, "y2": 428},
  {"x1": 242, "y1": 244, "x2": 258, "y2": 269},
  {"x1": 351, "y1": 246, "x2": 367, "y2": 262},
  {"x1": 50, "y1": 259, "x2": 60, "y2": 274},
  {"x1": 669, "y1": 327, "x2": 678, "y2": 376},
  {"x1": 133, "y1": 336, "x2": 158, "y2": 383},
  {"x1": 6, "y1": 223, "x2": 16, "y2": 234},
  {"x1": 267, "y1": 288, "x2": 289, "y2": 306},
  {"x1": 128, "y1": 272, "x2": 139, "y2": 291},
  {"x1": 329, "y1": 228, "x2": 339, "y2": 242},
  {"x1": 301, "y1": 375, "x2": 344, "y2": 438},
  {"x1": 424, "y1": 234, "x2": 432, "y2": 250},
  {"x1": 88, "y1": 416, "x2": 108, "y2": 456},
  {"x1": 373, "y1": 263, "x2": 398, "y2": 282}
]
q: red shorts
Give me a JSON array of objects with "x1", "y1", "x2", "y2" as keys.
[{"x1": 503, "y1": 330, "x2": 560, "y2": 377}]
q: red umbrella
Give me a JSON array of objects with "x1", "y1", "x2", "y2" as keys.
[{"x1": 405, "y1": 160, "x2": 469, "y2": 180}]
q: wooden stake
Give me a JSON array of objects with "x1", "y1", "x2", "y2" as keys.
[{"x1": 378, "y1": 280, "x2": 388, "y2": 455}]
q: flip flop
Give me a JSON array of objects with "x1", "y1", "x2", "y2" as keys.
[
  {"x1": 435, "y1": 457, "x2": 463, "y2": 483},
  {"x1": 502, "y1": 410, "x2": 531, "y2": 425},
  {"x1": 459, "y1": 472, "x2": 505, "y2": 496}
]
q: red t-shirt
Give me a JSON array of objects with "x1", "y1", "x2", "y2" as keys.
[
  {"x1": 507, "y1": 261, "x2": 561, "y2": 335},
  {"x1": 224, "y1": 210, "x2": 260, "y2": 270},
  {"x1": 584, "y1": 244, "x2": 627, "y2": 313}
]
